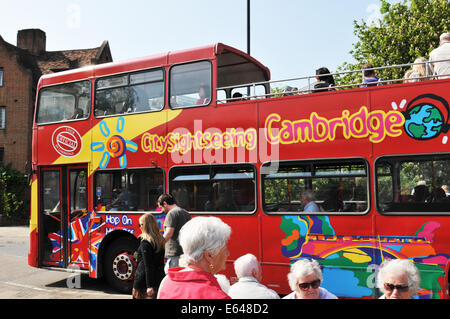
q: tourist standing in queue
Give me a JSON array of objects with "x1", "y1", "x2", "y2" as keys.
[
  {"x1": 132, "y1": 213, "x2": 165, "y2": 299},
  {"x1": 157, "y1": 194, "x2": 191, "y2": 273},
  {"x1": 157, "y1": 216, "x2": 232, "y2": 299}
]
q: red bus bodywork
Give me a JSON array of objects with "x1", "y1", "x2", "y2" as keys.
[{"x1": 28, "y1": 43, "x2": 450, "y2": 298}]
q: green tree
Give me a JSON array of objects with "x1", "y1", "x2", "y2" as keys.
[
  {"x1": 336, "y1": 0, "x2": 450, "y2": 86},
  {"x1": 0, "y1": 164, "x2": 29, "y2": 225}
]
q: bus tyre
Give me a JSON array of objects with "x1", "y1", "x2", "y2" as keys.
[{"x1": 104, "y1": 237, "x2": 138, "y2": 294}]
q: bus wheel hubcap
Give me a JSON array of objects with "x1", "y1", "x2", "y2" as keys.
[{"x1": 112, "y1": 253, "x2": 134, "y2": 281}]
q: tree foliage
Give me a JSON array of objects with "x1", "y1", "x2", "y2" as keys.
[
  {"x1": 0, "y1": 164, "x2": 29, "y2": 224},
  {"x1": 336, "y1": 0, "x2": 450, "y2": 86}
]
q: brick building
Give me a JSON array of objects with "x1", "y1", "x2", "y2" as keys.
[{"x1": 0, "y1": 29, "x2": 112, "y2": 173}]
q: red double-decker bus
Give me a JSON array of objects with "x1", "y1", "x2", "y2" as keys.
[{"x1": 28, "y1": 43, "x2": 450, "y2": 298}]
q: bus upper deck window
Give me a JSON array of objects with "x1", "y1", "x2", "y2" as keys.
[
  {"x1": 94, "y1": 69, "x2": 164, "y2": 117},
  {"x1": 170, "y1": 61, "x2": 212, "y2": 109},
  {"x1": 36, "y1": 80, "x2": 91, "y2": 124}
]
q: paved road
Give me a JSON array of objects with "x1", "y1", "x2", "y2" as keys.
[{"x1": 0, "y1": 225, "x2": 129, "y2": 299}]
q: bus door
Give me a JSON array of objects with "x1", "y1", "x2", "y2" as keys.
[{"x1": 40, "y1": 166, "x2": 88, "y2": 268}]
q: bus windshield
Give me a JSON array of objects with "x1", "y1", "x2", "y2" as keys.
[{"x1": 36, "y1": 80, "x2": 90, "y2": 124}]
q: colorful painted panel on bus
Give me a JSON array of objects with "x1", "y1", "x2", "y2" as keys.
[
  {"x1": 44, "y1": 211, "x2": 165, "y2": 278},
  {"x1": 280, "y1": 215, "x2": 449, "y2": 299}
]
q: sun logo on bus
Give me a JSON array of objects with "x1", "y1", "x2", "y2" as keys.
[{"x1": 90, "y1": 117, "x2": 138, "y2": 169}]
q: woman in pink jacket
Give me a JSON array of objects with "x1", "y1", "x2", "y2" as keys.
[{"x1": 157, "y1": 216, "x2": 231, "y2": 299}]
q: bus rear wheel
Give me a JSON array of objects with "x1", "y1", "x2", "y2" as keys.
[{"x1": 104, "y1": 237, "x2": 138, "y2": 294}]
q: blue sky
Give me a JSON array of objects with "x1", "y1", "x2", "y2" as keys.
[{"x1": 1, "y1": 0, "x2": 394, "y2": 81}]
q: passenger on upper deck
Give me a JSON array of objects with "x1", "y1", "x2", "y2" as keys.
[
  {"x1": 404, "y1": 57, "x2": 431, "y2": 82},
  {"x1": 196, "y1": 85, "x2": 211, "y2": 105},
  {"x1": 313, "y1": 67, "x2": 335, "y2": 93},
  {"x1": 429, "y1": 32, "x2": 450, "y2": 79},
  {"x1": 361, "y1": 63, "x2": 381, "y2": 87},
  {"x1": 232, "y1": 92, "x2": 244, "y2": 101}
]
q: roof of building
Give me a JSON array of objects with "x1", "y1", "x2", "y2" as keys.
[
  {"x1": 35, "y1": 40, "x2": 112, "y2": 74},
  {"x1": 0, "y1": 33, "x2": 112, "y2": 84}
]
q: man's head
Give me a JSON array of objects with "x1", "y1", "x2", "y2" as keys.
[
  {"x1": 362, "y1": 63, "x2": 376, "y2": 77},
  {"x1": 157, "y1": 193, "x2": 176, "y2": 213},
  {"x1": 233, "y1": 253, "x2": 262, "y2": 282},
  {"x1": 440, "y1": 32, "x2": 450, "y2": 45},
  {"x1": 301, "y1": 189, "x2": 315, "y2": 206}
]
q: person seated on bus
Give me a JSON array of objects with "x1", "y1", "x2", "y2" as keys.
[
  {"x1": 232, "y1": 92, "x2": 244, "y2": 101},
  {"x1": 361, "y1": 63, "x2": 382, "y2": 87},
  {"x1": 196, "y1": 85, "x2": 211, "y2": 105},
  {"x1": 301, "y1": 189, "x2": 320, "y2": 213},
  {"x1": 428, "y1": 187, "x2": 447, "y2": 202},
  {"x1": 71, "y1": 107, "x2": 85, "y2": 120},
  {"x1": 106, "y1": 187, "x2": 137, "y2": 211},
  {"x1": 321, "y1": 187, "x2": 343, "y2": 212},
  {"x1": 411, "y1": 184, "x2": 429, "y2": 202},
  {"x1": 172, "y1": 185, "x2": 190, "y2": 210},
  {"x1": 442, "y1": 185, "x2": 450, "y2": 197},
  {"x1": 404, "y1": 57, "x2": 431, "y2": 83},
  {"x1": 429, "y1": 32, "x2": 450, "y2": 79},
  {"x1": 313, "y1": 67, "x2": 335, "y2": 93}
]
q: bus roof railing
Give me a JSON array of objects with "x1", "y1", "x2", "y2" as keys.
[{"x1": 217, "y1": 58, "x2": 450, "y2": 103}]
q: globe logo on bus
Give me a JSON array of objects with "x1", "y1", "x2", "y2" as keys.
[
  {"x1": 404, "y1": 104, "x2": 443, "y2": 140},
  {"x1": 403, "y1": 94, "x2": 450, "y2": 141}
]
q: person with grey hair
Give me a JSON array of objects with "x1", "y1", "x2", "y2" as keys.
[
  {"x1": 301, "y1": 189, "x2": 320, "y2": 213},
  {"x1": 283, "y1": 259, "x2": 337, "y2": 299},
  {"x1": 157, "y1": 216, "x2": 231, "y2": 299},
  {"x1": 228, "y1": 253, "x2": 280, "y2": 299},
  {"x1": 376, "y1": 259, "x2": 421, "y2": 299},
  {"x1": 429, "y1": 32, "x2": 450, "y2": 79}
]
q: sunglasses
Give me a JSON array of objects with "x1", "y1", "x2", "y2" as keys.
[
  {"x1": 298, "y1": 279, "x2": 320, "y2": 291},
  {"x1": 384, "y1": 283, "x2": 409, "y2": 292}
]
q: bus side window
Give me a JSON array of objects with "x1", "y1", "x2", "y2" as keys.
[
  {"x1": 36, "y1": 80, "x2": 91, "y2": 124},
  {"x1": 376, "y1": 155, "x2": 450, "y2": 214},
  {"x1": 169, "y1": 164, "x2": 255, "y2": 213},
  {"x1": 94, "y1": 168, "x2": 164, "y2": 212},
  {"x1": 95, "y1": 69, "x2": 164, "y2": 117},
  {"x1": 262, "y1": 159, "x2": 368, "y2": 214},
  {"x1": 170, "y1": 61, "x2": 212, "y2": 109}
]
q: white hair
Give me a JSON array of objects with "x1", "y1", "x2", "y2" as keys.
[
  {"x1": 302, "y1": 189, "x2": 315, "y2": 201},
  {"x1": 440, "y1": 32, "x2": 450, "y2": 44},
  {"x1": 234, "y1": 253, "x2": 259, "y2": 279},
  {"x1": 179, "y1": 216, "x2": 231, "y2": 264},
  {"x1": 287, "y1": 259, "x2": 323, "y2": 291},
  {"x1": 377, "y1": 259, "x2": 421, "y2": 296}
]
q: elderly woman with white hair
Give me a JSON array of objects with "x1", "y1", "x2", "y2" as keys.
[
  {"x1": 283, "y1": 259, "x2": 337, "y2": 299},
  {"x1": 157, "y1": 216, "x2": 231, "y2": 299},
  {"x1": 377, "y1": 259, "x2": 421, "y2": 299}
]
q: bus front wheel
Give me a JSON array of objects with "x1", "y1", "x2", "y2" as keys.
[{"x1": 104, "y1": 237, "x2": 138, "y2": 294}]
